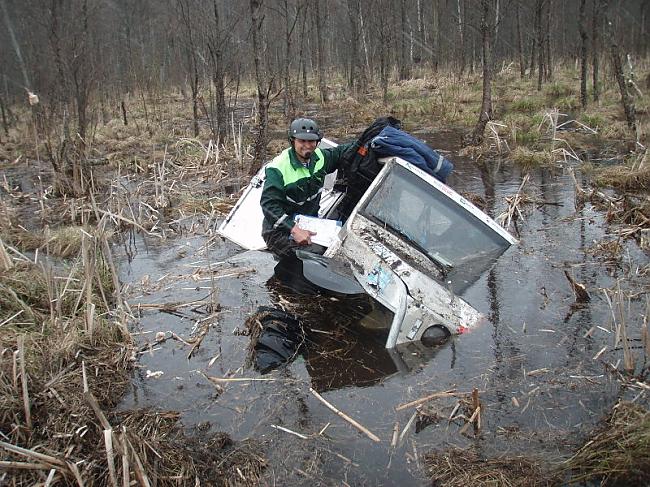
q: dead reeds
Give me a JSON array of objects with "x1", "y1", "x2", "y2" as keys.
[
  {"x1": 424, "y1": 447, "x2": 556, "y2": 487},
  {"x1": 561, "y1": 401, "x2": 650, "y2": 485},
  {"x1": 600, "y1": 280, "x2": 648, "y2": 375},
  {"x1": 0, "y1": 220, "x2": 267, "y2": 485},
  {"x1": 497, "y1": 174, "x2": 530, "y2": 233}
]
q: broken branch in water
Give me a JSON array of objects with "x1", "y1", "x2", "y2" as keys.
[
  {"x1": 270, "y1": 424, "x2": 308, "y2": 440},
  {"x1": 564, "y1": 269, "x2": 591, "y2": 303},
  {"x1": 395, "y1": 389, "x2": 457, "y2": 411},
  {"x1": 201, "y1": 374, "x2": 276, "y2": 383},
  {"x1": 457, "y1": 388, "x2": 482, "y2": 436},
  {"x1": 309, "y1": 388, "x2": 380, "y2": 443},
  {"x1": 497, "y1": 174, "x2": 529, "y2": 233},
  {"x1": 398, "y1": 412, "x2": 417, "y2": 445}
]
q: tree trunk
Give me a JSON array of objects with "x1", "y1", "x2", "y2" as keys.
[
  {"x1": 637, "y1": 1, "x2": 646, "y2": 54},
  {"x1": 399, "y1": 0, "x2": 410, "y2": 80},
  {"x1": 457, "y1": 0, "x2": 466, "y2": 76},
  {"x1": 282, "y1": 0, "x2": 301, "y2": 117},
  {"x1": 604, "y1": 0, "x2": 637, "y2": 134},
  {"x1": 211, "y1": 0, "x2": 227, "y2": 142},
  {"x1": 545, "y1": 0, "x2": 553, "y2": 80},
  {"x1": 0, "y1": 93, "x2": 8, "y2": 137},
  {"x1": 177, "y1": 0, "x2": 199, "y2": 137},
  {"x1": 315, "y1": 1, "x2": 327, "y2": 104},
  {"x1": 417, "y1": 0, "x2": 424, "y2": 65},
  {"x1": 378, "y1": 0, "x2": 390, "y2": 103},
  {"x1": 431, "y1": 0, "x2": 439, "y2": 71},
  {"x1": 529, "y1": 35, "x2": 536, "y2": 78},
  {"x1": 359, "y1": 8, "x2": 371, "y2": 84},
  {"x1": 298, "y1": 4, "x2": 309, "y2": 98},
  {"x1": 516, "y1": 2, "x2": 525, "y2": 78},
  {"x1": 579, "y1": 0, "x2": 589, "y2": 108},
  {"x1": 592, "y1": 0, "x2": 602, "y2": 102},
  {"x1": 536, "y1": 0, "x2": 544, "y2": 90},
  {"x1": 347, "y1": 0, "x2": 360, "y2": 93},
  {"x1": 250, "y1": 0, "x2": 269, "y2": 173},
  {"x1": 469, "y1": 0, "x2": 493, "y2": 145},
  {"x1": 494, "y1": 0, "x2": 500, "y2": 50}
]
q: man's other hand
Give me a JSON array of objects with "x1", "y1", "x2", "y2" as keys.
[{"x1": 291, "y1": 225, "x2": 317, "y2": 245}]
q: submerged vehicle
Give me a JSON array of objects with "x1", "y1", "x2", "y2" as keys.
[{"x1": 219, "y1": 138, "x2": 516, "y2": 349}]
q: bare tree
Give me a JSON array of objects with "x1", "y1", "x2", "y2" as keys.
[
  {"x1": 468, "y1": 0, "x2": 494, "y2": 145},
  {"x1": 535, "y1": 0, "x2": 546, "y2": 91},
  {"x1": 314, "y1": 0, "x2": 327, "y2": 103},
  {"x1": 377, "y1": 0, "x2": 391, "y2": 102},
  {"x1": 431, "y1": 0, "x2": 440, "y2": 71},
  {"x1": 280, "y1": 0, "x2": 305, "y2": 118},
  {"x1": 456, "y1": 0, "x2": 466, "y2": 75},
  {"x1": 297, "y1": 5, "x2": 309, "y2": 98},
  {"x1": 579, "y1": 0, "x2": 589, "y2": 108},
  {"x1": 0, "y1": 90, "x2": 8, "y2": 139},
  {"x1": 250, "y1": 0, "x2": 270, "y2": 173},
  {"x1": 516, "y1": 1, "x2": 525, "y2": 78},
  {"x1": 604, "y1": 0, "x2": 637, "y2": 135},
  {"x1": 545, "y1": 0, "x2": 553, "y2": 80},
  {"x1": 206, "y1": 0, "x2": 228, "y2": 141},
  {"x1": 177, "y1": 0, "x2": 201, "y2": 137},
  {"x1": 398, "y1": 0, "x2": 411, "y2": 80},
  {"x1": 592, "y1": 0, "x2": 602, "y2": 102},
  {"x1": 347, "y1": 0, "x2": 362, "y2": 94},
  {"x1": 38, "y1": 0, "x2": 99, "y2": 196}
]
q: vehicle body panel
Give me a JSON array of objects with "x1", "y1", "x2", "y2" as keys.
[{"x1": 219, "y1": 141, "x2": 516, "y2": 349}]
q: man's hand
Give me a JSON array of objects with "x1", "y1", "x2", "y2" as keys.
[{"x1": 291, "y1": 225, "x2": 317, "y2": 245}]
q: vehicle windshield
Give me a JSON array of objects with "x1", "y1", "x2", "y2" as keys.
[{"x1": 361, "y1": 164, "x2": 511, "y2": 274}]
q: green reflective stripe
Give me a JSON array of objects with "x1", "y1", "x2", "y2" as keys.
[
  {"x1": 312, "y1": 148, "x2": 325, "y2": 173},
  {"x1": 268, "y1": 148, "x2": 325, "y2": 186}
]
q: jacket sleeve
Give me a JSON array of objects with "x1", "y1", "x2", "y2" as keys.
[
  {"x1": 321, "y1": 141, "x2": 356, "y2": 173},
  {"x1": 260, "y1": 166, "x2": 295, "y2": 233}
]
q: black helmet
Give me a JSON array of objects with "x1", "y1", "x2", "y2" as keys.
[{"x1": 288, "y1": 118, "x2": 322, "y2": 141}]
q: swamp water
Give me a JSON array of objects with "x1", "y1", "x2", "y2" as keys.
[{"x1": 118, "y1": 146, "x2": 648, "y2": 485}]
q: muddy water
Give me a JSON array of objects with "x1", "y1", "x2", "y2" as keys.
[{"x1": 118, "y1": 137, "x2": 647, "y2": 485}]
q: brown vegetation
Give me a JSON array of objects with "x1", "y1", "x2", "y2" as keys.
[
  {"x1": 424, "y1": 448, "x2": 557, "y2": 487},
  {"x1": 1, "y1": 7, "x2": 649, "y2": 478},
  {"x1": 561, "y1": 401, "x2": 650, "y2": 486}
]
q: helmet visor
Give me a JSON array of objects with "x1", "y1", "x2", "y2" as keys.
[{"x1": 293, "y1": 132, "x2": 320, "y2": 141}]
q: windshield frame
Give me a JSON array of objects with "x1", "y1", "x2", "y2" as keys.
[{"x1": 358, "y1": 161, "x2": 513, "y2": 273}]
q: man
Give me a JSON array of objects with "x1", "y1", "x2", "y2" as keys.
[{"x1": 261, "y1": 117, "x2": 353, "y2": 259}]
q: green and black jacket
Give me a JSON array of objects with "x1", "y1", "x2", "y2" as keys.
[{"x1": 261, "y1": 143, "x2": 353, "y2": 235}]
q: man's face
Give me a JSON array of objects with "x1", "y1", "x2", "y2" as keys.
[{"x1": 293, "y1": 137, "x2": 318, "y2": 163}]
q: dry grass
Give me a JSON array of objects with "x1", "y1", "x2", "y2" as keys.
[
  {"x1": 561, "y1": 401, "x2": 650, "y2": 486},
  {"x1": 511, "y1": 147, "x2": 555, "y2": 167},
  {"x1": 1, "y1": 225, "x2": 114, "y2": 259},
  {"x1": 596, "y1": 161, "x2": 650, "y2": 191},
  {"x1": 0, "y1": 225, "x2": 267, "y2": 485},
  {"x1": 424, "y1": 448, "x2": 557, "y2": 487}
]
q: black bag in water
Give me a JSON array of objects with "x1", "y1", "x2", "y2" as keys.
[{"x1": 253, "y1": 307, "x2": 305, "y2": 374}]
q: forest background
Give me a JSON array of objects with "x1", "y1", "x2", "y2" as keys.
[{"x1": 0, "y1": 0, "x2": 649, "y2": 485}]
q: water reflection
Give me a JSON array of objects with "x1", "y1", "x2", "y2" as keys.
[{"x1": 248, "y1": 253, "x2": 451, "y2": 390}]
